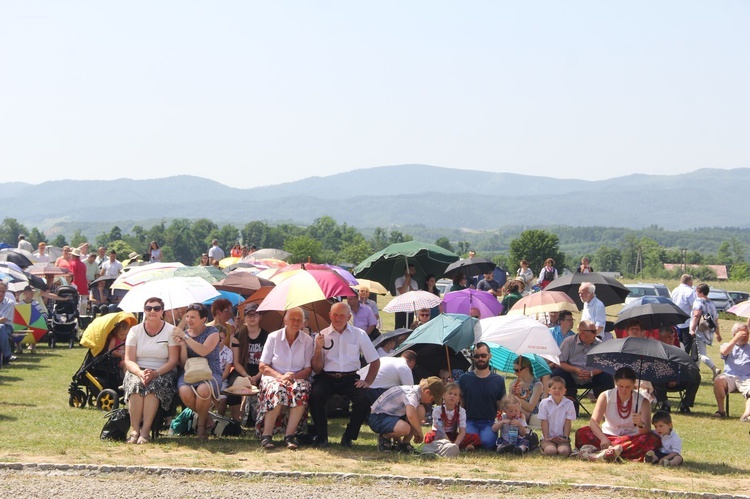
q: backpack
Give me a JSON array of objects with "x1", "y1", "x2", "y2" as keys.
[
  {"x1": 170, "y1": 408, "x2": 198, "y2": 435},
  {"x1": 209, "y1": 412, "x2": 243, "y2": 437}
]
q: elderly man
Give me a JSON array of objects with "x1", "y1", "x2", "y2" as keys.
[
  {"x1": 671, "y1": 274, "x2": 697, "y2": 353},
  {"x1": 458, "y1": 342, "x2": 506, "y2": 449},
  {"x1": 84, "y1": 253, "x2": 99, "y2": 284},
  {"x1": 551, "y1": 320, "x2": 614, "y2": 415},
  {"x1": 94, "y1": 246, "x2": 107, "y2": 267},
  {"x1": 0, "y1": 282, "x2": 17, "y2": 365},
  {"x1": 310, "y1": 302, "x2": 380, "y2": 448},
  {"x1": 346, "y1": 294, "x2": 377, "y2": 338},
  {"x1": 579, "y1": 282, "x2": 609, "y2": 341},
  {"x1": 713, "y1": 322, "x2": 750, "y2": 421}
]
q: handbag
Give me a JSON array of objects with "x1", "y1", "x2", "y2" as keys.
[
  {"x1": 100, "y1": 408, "x2": 131, "y2": 441},
  {"x1": 184, "y1": 357, "x2": 212, "y2": 384}
]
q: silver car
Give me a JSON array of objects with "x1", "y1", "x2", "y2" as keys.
[{"x1": 708, "y1": 289, "x2": 735, "y2": 312}]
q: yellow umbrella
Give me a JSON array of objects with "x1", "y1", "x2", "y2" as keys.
[
  {"x1": 80, "y1": 312, "x2": 138, "y2": 356},
  {"x1": 218, "y1": 256, "x2": 240, "y2": 269},
  {"x1": 506, "y1": 290, "x2": 579, "y2": 316},
  {"x1": 352, "y1": 278, "x2": 388, "y2": 295}
]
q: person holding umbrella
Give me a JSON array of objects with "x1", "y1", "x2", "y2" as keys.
[
  {"x1": 575, "y1": 366, "x2": 660, "y2": 461},
  {"x1": 394, "y1": 264, "x2": 419, "y2": 329}
]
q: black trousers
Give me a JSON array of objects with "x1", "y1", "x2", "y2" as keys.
[
  {"x1": 653, "y1": 371, "x2": 701, "y2": 408},
  {"x1": 677, "y1": 326, "x2": 695, "y2": 359},
  {"x1": 551, "y1": 367, "x2": 614, "y2": 413},
  {"x1": 309, "y1": 374, "x2": 372, "y2": 441},
  {"x1": 394, "y1": 312, "x2": 414, "y2": 329}
]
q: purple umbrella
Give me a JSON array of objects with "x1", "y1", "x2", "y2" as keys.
[{"x1": 442, "y1": 289, "x2": 503, "y2": 318}]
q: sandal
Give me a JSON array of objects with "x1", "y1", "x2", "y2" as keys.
[
  {"x1": 136, "y1": 435, "x2": 151, "y2": 445},
  {"x1": 126, "y1": 431, "x2": 139, "y2": 444},
  {"x1": 260, "y1": 435, "x2": 275, "y2": 449},
  {"x1": 711, "y1": 411, "x2": 726, "y2": 418},
  {"x1": 284, "y1": 435, "x2": 299, "y2": 450}
]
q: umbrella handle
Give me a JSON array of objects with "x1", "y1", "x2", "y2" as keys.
[{"x1": 444, "y1": 345, "x2": 452, "y2": 376}]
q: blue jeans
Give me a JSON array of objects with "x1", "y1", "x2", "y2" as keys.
[
  {"x1": 0, "y1": 324, "x2": 13, "y2": 359},
  {"x1": 466, "y1": 418, "x2": 496, "y2": 449}
]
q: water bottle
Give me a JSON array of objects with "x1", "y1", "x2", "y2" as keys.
[
  {"x1": 436, "y1": 418, "x2": 446, "y2": 440},
  {"x1": 508, "y1": 424, "x2": 518, "y2": 446}
]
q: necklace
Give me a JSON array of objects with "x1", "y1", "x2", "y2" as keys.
[
  {"x1": 441, "y1": 403, "x2": 460, "y2": 431},
  {"x1": 616, "y1": 393, "x2": 633, "y2": 419}
]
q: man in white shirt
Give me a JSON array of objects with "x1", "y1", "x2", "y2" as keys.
[
  {"x1": 32, "y1": 242, "x2": 51, "y2": 264},
  {"x1": 17, "y1": 234, "x2": 33, "y2": 253},
  {"x1": 100, "y1": 250, "x2": 123, "y2": 278},
  {"x1": 208, "y1": 239, "x2": 225, "y2": 263},
  {"x1": 310, "y1": 302, "x2": 380, "y2": 448},
  {"x1": 671, "y1": 274, "x2": 697, "y2": 354},
  {"x1": 579, "y1": 282, "x2": 610, "y2": 341},
  {"x1": 359, "y1": 350, "x2": 417, "y2": 402}
]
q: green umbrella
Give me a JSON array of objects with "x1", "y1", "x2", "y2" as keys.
[
  {"x1": 487, "y1": 342, "x2": 552, "y2": 379},
  {"x1": 353, "y1": 241, "x2": 459, "y2": 295},
  {"x1": 150, "y1": 265, "x2": 226, "y2": 283}
]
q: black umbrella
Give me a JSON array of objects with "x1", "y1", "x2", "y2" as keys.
[
  {"x1": 586, "y1": 337, "x2": 700, "y2": 410},
  {"x1": 23, "y1": 272, "x2": 48, "y2": 290},
  {"x1": 443, "y1": 257, "x2": 496, "y2": 279},
  {"x1": 394, "y1": 343, "x2": 470, "y2": 381},
  {"x1": 373, "y1": 328, "x2": 412, "y2": 348},
  {"x1": 614, "y1": 302, "x2": 689, "y2": 330},
  {"x1": 0, "y1": 249, "x2": 33, "y2": 268},
  {"x1": 545, "y1": 272, "x2": 630, "y2": 309}
]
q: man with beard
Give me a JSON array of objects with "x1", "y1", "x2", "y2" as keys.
[{"x1": 458, "y1": 342, "x2": 506, "y2": 449}]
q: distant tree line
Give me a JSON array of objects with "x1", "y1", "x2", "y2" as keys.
[{"x1": 1, "y1": 217, "x2": 745, "y2": 281}]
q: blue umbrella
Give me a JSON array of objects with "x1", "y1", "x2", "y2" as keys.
[
  {"x1": 487, "y1": 342, "x2": 552, "y2": 378},
  {"x1": 203, "y1": 290, "x2": 243, "y2": 306}
]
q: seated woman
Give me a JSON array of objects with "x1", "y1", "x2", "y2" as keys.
[
  {"x1": 509, "y1": 357, "x2": 545, "y2": 423},
  {"x1": 229, "y1": 302, "x2": 269, "y2": 422},
  {"x1": 256, "y1": 307, "x2": 314, "y2": 449},
  {"x1": 123, "y1": 298, "x2": 180, "y2": 444},
  {"x1": 175, "y1": 303, "x2": 222, "y2": 440},
  {"x1": 575, "y1": 366, "x2": 661, "y2": 461},
  {"x1": 90, "y1": 279, "x2": 116, "y2": 316}
]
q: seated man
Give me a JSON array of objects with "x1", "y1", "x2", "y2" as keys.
[
  {"x1": 713, "y1": 322, "x2": 750, "y2": 421},
  {"x1": 549, "y1": 310, "x2": 575, "y2": 346},
  {"x1": 458, "y1": 342, "x2": 506, "y2": 449},
  {"x1": 551, "y1": 320, "x2": 614, "y2": 415}
]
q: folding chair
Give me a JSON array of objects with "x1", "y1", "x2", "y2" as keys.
[{"x1": 575, "y1": 387, "x2": 594, "y2": 417}]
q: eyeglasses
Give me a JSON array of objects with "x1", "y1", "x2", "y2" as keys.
[
  {"x1": 513, "y1": 367, "x2": 525, "y2": 373},
  {"x1": 144, "y1": 305, "x2": 163, "y2": 312},
  {"x1": 472, "y1": 353, "x2": 488, "y2": 359},
  {"x1": 418, "y1": 313, "x2": 431, "y2": 317}
]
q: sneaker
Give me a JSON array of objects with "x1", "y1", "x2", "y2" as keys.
[
  {"x1": 644, "y1": 450, "x2": 656, "y2": 464},
  {"x1": 496, "y1": 444, "x2": 513, "y2": 454},
  {"x1": 397, "y1": 442, "x2": 416, "y2": 454},
  {"x1": 511, "y1": 446, "x2": 524, "y2": 456},
  {"x1": 377, "y1": 435, "x2": 391, "y2": 452}
]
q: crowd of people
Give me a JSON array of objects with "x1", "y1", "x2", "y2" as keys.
[{"x1": 3, "y1": 238, "x2": 749, "y2": 468}]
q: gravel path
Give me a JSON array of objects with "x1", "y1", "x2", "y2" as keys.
[{"x1": 1, "y1": 465, "x2": 745, "y2": 499}]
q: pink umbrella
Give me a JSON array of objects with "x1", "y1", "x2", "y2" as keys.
[
  {"x1": 271, "y1": 263, "x2": 358, "y2": 286},
  {"x1": 257, "y1": 269, "x2": 355, "y2": 311},
  {"x1": 442, "y1": 289, "x2": 503, "y2": 318}
]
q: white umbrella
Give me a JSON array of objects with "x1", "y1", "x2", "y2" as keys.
[
  {"x1": 111, "y1": 261, "x2": 186, "y2": 291},
  {"x1": 383, "y1": 290, "x2": 442, "y2": 313},
  {"x1": 118, "y1": 276, "x2": 220, "y2": 312},
  {"x1": 475, "y1": 315, "x2": 561, "y2": 362}
]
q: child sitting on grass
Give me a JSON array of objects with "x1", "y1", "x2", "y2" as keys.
[
  {"x1": 537, "y1": 376, "x2": 576, "y2": 457},
  {"x1": 493, "y1": 394, "x2": 532, "y2": 455},
  {"x1": 368, "y1": 376, "x2": 445, "y2": 453},
  {"x1": 645, "y1": 410, "x2": 683, "y2": 466},
  {"x1": 423, "y1": 382, "x2": 481, "y2": 451}
]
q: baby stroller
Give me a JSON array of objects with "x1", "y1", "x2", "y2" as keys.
[
  {"x1": 49, "y1": 285, "x2": 80, "y2": 348},
  {"x1": 68, "y1": 312, "x2": 137, "y2": 411}
]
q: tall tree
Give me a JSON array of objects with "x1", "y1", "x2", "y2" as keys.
[
  {"x1": 0, "y1": 218, "x2": 29, "y2": 246},
  {"x1": 284, "y1": 235, "x2": 323, "y2": 264},
  {"x1": 435, "y1": 237, "x2": 454, "y2": 252},
  {"x1": 508, "y1": 230, "x2": 565, "y2": 273},
  {"x1": 593, "y1": 245, "x2": 622, "y2": 272}
]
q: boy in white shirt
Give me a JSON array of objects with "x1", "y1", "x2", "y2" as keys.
[
  {"x1": 538, "y1": 376, "x2": 577, "y2": 456},
  {"x1": 645, "y1": 410, "x2": 683, "y2": 466}
]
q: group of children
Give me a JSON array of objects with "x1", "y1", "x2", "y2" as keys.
[{"x1": 368, "y1": 375, "x2": 682, "y2": 465}]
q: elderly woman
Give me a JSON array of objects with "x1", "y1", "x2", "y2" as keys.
[
  {"x1": 123, "y1": 297, "x2": 180, "y2": 444},
  {"x1": 256, "y1": 308, "x2": 314, "y2": 449},
  {"x1": 175, "y1": 303, "x2": 222, "y2": 440},
  {"x1": 575, "y1": 367, "x2": 661, "y2": 461}
]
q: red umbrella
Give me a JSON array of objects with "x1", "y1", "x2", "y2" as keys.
[{"x1": 241, "y1": 287, "x2": 332, "y2": 333}]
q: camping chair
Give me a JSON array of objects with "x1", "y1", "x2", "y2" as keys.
[{"x1": 575, "y1": 387, "x2": 594, "y2": 417}]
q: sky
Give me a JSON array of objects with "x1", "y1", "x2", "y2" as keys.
[{"x1": 1, "y1": 1, "x2": 748, "y2": 188}]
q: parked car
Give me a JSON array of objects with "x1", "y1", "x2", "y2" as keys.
[
  {"x1": 727, "y1": 291, "x2": 749, "y2": 305},
  {"x1": 624, "y1": 284, "x2": 671, "y2": 304},
  {"x1": 708, "y1": 289, "x2": 735, "y2": 312},
  {"x1": 436, "y1": 279, "x2": 453, "y2": 295}
]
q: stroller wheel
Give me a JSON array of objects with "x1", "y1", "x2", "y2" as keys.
[
  {"x1": 68, "y1": 389, "x2": 86, "y2": 409},
  {"x1": 96, "y1": 389, "x2": 119, "y2": 412}
]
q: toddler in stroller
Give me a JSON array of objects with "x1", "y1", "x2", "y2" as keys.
[
  {"x1": 49, "y1": 285, "x2": 80, "y2": 348},
  {"x1": 69, "y1": 312, "x2": 138, "y2": 411}
]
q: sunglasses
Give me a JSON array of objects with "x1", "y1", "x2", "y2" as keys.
[
  {"x1": 144, "y1": 305, "x2": 163, "y2": 312},
  {"x1": 473, "y1": 353, "x2": 488, "y2": 359},
  {"x1": 186, "y1": 304, "x2": 204, "y2": 312},
  {"x1": 579, "y1": 329, "x2": 596, "y2": 333},
  {"x1": 513, "y1": 367, "x2": 525, "y2": 373}
]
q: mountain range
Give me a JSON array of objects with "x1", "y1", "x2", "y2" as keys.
[{"x1": 2, "y1": 164, "x2": 745, "y2": 231}]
